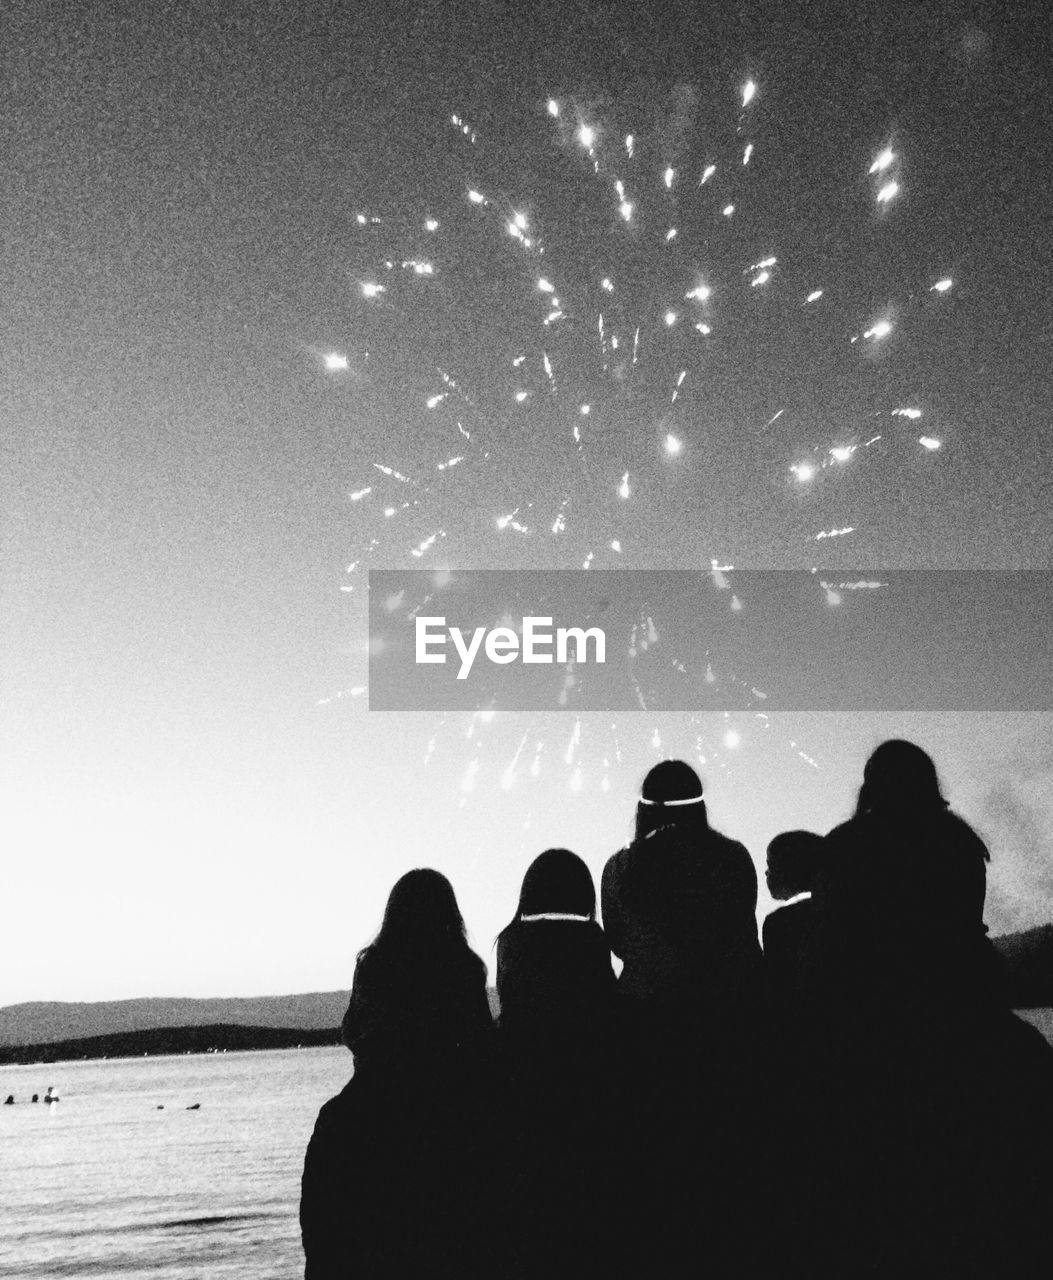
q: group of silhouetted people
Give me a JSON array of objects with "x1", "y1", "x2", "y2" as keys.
[{"x1": 300, "y1": 740, "x2": 1053, "y2": 1278}]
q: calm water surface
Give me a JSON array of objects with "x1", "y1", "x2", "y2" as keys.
[{"x1": 0, "y1": 1047, "x2": 352, "y2": 1278}]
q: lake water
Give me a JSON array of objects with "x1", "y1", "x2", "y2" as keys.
[{"x1": 0, "y1": 1047, "x2": 353, "y2": 1279}]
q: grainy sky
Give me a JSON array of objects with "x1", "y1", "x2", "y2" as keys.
[{"x1": 3, "y1": 0, "x2": 1051, "y2": 1005}]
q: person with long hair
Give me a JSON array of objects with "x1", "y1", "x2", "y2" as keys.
[
  {"x1": 601, "y1": 760, "x2": 761, "y2": 1014},
  {"x1": 813, "y1": 739, "x2": 994, "y2": 1016},
  {"x1": 301, "y1": 869, "x2": 500, "y2": 1279},
  {"x1": 600, "y1": 761, "x2": 765, "y2": 1276},
  {"x1": 497, "y1": 848, "x2": 616, "y2": 1042},
  {"x1": 803, "y1": 740, "x2": 1052, "y2": 1277},
  {"x1": 341, "y1": 867, "x2": 495, "y2": 1075},
  {"x1": 496, "y1": 849, "x2": 618, "y2": 1277}
]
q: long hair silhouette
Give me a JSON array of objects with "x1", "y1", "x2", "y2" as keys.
[
  {"x1": 854, "y1": 739, "x2": 951, "y2": 819},
  {"x1": 501, "y1": 848, "x2": 596, "y2": 938},
  {"x1": 360, "y1": 867, "x2": 469, "y2": 964}
]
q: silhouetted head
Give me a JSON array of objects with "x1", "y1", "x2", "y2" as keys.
[
  {"x1": 366, "y1": 868, "x2": 468, "y2": 960},
  {"x1": 634, "y1": 759, "x2": 708, "y2": 841},
  {"x1": 766, "y1": 830, "x2": 823, "y2": 900},
  {"x1": 512, "y1": 848, "x2": 596, "y2": 925},
  {"x1": 855, "y1": 739, "x2": 948, "y2": 818}
]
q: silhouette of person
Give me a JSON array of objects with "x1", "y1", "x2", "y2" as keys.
[
  {"x1": 301, "y1": 869, "x2": 501, "y2": 1279},
  {"x1": 600, "y1": 761, "x2": 766, "y2": 1275},
  {"x1": 497, "y1": 848, "x2": 616, "y2": 1044},
  {"x1": 496, "y1": 849, "x2": 618, "y2": 1277},
  {"x1": 812, "y1": 739, "x2": 995, "y2": 1022},
  {"x1": 803, "y1": 739, "x2": 1051, "y2": 1277},
  {"x1": 602, "y1": 760, "x2": 761, "y2": 1017}
]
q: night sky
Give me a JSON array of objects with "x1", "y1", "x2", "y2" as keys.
[{"x1": 3, "y1": 0, "x2": 1052, "y2": 1004}]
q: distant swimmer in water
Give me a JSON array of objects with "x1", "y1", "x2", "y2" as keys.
[
  {"x1": 44, "y1": 1086, "x2": 59, "y2": 1104},
  {"x1": 31, "y1": 1094, "x2": 39, "y2": 1103},
  {"x1": 186, "y1": 1103, "x2": 201, "y2": 1110},
  {"x1": 3, "y1": 1095, "x2": 12, "y2": 1105}
]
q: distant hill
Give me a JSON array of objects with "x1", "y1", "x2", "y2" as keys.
[
  {"x1": 0, "y1": 993, "x2": 350, "y2": 1048},
  {"x1": 0, "y1": 1023, "x2": 343, "y2": 1066}
]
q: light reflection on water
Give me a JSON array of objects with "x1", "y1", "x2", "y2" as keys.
[{"x1": 0, "y1": 1047, "x2": 351, "y2": 1279}]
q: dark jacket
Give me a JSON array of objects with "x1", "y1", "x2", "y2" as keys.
[
  {"x1": 341, "y1": 943, "x2": 494, "y2": 1078},
  {"x1": 810, "y1": 808, "x2": 997, "y2": 1015},
  {"x1": 601, "y1": 823, "x2": 761, "y2": 1008},
  {"x1": 496, "y1": 918, "x2": 616, "y2": 1041}
]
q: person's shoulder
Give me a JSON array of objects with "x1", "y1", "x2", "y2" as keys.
[
  {"x1": 602, "y1": 846, "x2": 631, "y2": 884},
  {"x1": 707, "y1": 827, "x2": 751, "y2": 860}
]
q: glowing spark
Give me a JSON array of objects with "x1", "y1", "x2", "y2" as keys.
[
  {"x1": 892, "y1": 407, "x2": 922, "y2": 420},
  {"x1": 361, "y1": 283, "x2": 385, "y2": 299},
  {"x1": 724, "y1": 729, "x2": 742, "y2": 749},
  {"x1": 806, "y1": 289, "x2": 823, "y2": 303},
  {"x1": 600, "y1": 277, "x2": 614, "y2": 292},
  {"x1": 864, "y1": 320, "x2": 892, "y2": 340},
  {"x1": 618, "y1": 472, "x2": 631, "y2": 499},
  {"x1": 435, "y1": 456, "x2": 463, "y2": 471},
  {"x1": 619, "y1": 201, "x2": 633, "y2": 221},
  {"x1": 350, "y1": 486, "x2": 372, "y2": 501},
  {"x1": 665, "y1": 228, "x2": 678, "y2": 241},
  {"x1": 579, "y1": 404, "x2": 590, "y2": 416},
  {"x1": 743, "y1": 144, "x2": 753, "y2": 165},
  {"x1": 578, "y1": 125, "x2": 596, "y2": 149},
  {"x1": 426, "y1": 393, "x2": 445, "y2": 409},
  {"x1": 373, "y1": 464, "x2": 412, "y2": 482},
  {"x1": 791, "y1": 463, "x2": 815, "y2": 482},
  {"x1": 722, "y1": 204, "x2": 735, "y2": 217},
  {"x1": 700, "y1": 164, "x2": 716, "y2": 184},
  {"x1": 931, "y1": 278, "x2": 953, "y2": 293},
  {"x1": 694, "y1": 323, "x2": 711, "y2": 335},
  {"x1": 869, "y1": 147, "x2": 895, "y2": 174},
  {"x1": 514, "y1": 390, "x2": 529, "y2": 403},
  {"x1": 919, "y1": 436, "x2": 942, "y2": 450},
  {"x1": 424, "y1": 218, "x2": 439, "y2": 231},
  {"x1": 742, "y1": 81, "x2": 757, "y2": 107},
  {"x1": 467, "y1": 189, "x2": 485, "y2": 204},
  {"x1": 664, "y1": 434, "x2": 683, "y2": 456},
  {"x1": 664, "y1": 310, "x2": 678, "y2": 326},
  {"x1": 610, "y1": 540, "x2": 622, "y2": 553},
  {"x1": 876, "y1": 181, "x2": 899, "y2": 204},
  {"x1": 497, "y1": 510, "x2": 529, "y2": 533},
  {"x1": 686, "y1": 285, "x2": 711, "y2": 302},
  {"x1": 750, "y1": 271, "x2": 770, "y2": 287},
  {"x1": 625, "y1": 134, "x2": 634, "y2": 155},
  {"x1": 324, "y1": 352, "x2": 348, "y2": 371},
  {"x1": 815, "y1": 526, "x2": 856, "y2": 540},
  {"x1": 538, "y1": 278, "x2": 555, "y2": 293},
  {"x1": 411, "y1": 532, "x2": 440, "y2": 558},
  {"x1": 751, "y1": 257, "x2": 777, "y2": 270},
  {"x1": 546, "y1": 99, "x2": 560, "y2": 117},
  {"x1": 830, "y1": 446, "x2": 855, "y2": 463}
]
